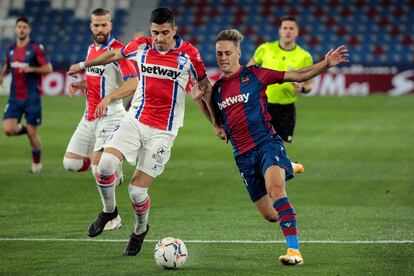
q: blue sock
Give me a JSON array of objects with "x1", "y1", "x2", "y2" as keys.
[{"x1": 273, "y1": 197, "x2": 300, "y2": 250}]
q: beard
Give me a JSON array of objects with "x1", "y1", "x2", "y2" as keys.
[
  {"x1": 94, "y1": 32, "x2": 109, "y2": 44},
  {"x1": 17, "y1": 34, "x2": 27, "y2": 41}
]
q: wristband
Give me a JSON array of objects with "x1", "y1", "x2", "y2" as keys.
[{"x1": 79, "y1": 61, "x2": 86, "y2": 70}]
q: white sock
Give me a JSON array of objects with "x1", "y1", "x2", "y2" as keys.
[
  {"x1": 128, "y1": 184, "x2": 150, "y2": 235},
  {"x1": 96, "y1": 153, "x2": 120, "y2": 213}
]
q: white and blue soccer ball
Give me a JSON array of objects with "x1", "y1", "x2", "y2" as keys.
[{"x1": 154, "y1": 237, "x2": 188, "y2": 269}]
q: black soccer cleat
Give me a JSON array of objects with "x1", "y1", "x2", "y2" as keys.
[
  {"x1": 123, "y1": 225, "x2": 149, "y2": 256},
  {"x1": 87, "y1": 207, "x2": 119, "y2": 237}
]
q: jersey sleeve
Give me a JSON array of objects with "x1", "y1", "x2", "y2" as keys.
[
  {"x1": 121, "y1": 37, "x2": 148, "y2": 59},
  {"x1": 33, "y1": 43, "x2": 50, "y2": 66},
  {"x1": 249, "y1": 66, "x2": 285, "y2": 86},
  {"x1": 114, "y1": 58, "x2": 138, "y2": 80},
  {"x1": 187, "y1": 44, "x2": 207, "y2": 81},
  {"x1": 252, "y1": 43, "x2": 267, "y2": 65}
]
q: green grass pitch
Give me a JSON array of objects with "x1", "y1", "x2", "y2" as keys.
[{"x1": 0, "y1": 95, "x2": 413, "y2": 275}]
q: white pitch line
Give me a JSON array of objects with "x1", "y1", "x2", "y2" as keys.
[{"x1": 0, "y1": 237, "x2": 413, "y2": 244}]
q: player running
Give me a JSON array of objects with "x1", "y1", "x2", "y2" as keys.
[
  {"x1": 63, "y1": 8, "x2": 138, "y2": 231},
  {"x1": 205, "y1": 29, "x2": 348, "y2": 265},
  {"x1": 0, "y1": 16, "x2": 53, "y2": 173},
  {"x1": 67, "y1": 8, "x2": 215, "y2": 256}
]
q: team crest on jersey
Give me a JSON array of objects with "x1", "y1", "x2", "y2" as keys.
[
  {"x1": 177, "y1": 55, "x2": 187, "y2": 66},
  {"x1": 241, "y1": 76, "x2": 250, "y2": 85},
  {"x1": 25, "y1": 51, "x2": 31, "y2": 56}
]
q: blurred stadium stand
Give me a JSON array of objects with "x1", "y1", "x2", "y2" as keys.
[
  {"x1": 1, "y1": 0, "x2": 413, "y2": 69},
  {"x1": 0, "y1": 0, "x2": 132, "y2": 69}
]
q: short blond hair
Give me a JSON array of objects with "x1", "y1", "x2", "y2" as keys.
[{"x1": 215, "y1": 29, "x2": 244, "y2": 48}]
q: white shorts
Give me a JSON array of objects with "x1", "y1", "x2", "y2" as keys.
[
  {"x1": 104, "y1": 112, "x2": 176, "y2": 178},
  {"x1": 66, "y1": 110, "x2": 125, "y2": 157}
]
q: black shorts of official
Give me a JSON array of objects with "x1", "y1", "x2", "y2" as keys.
[{"x1": 267, "y1": 103, "x2": 296, "y2": 143}]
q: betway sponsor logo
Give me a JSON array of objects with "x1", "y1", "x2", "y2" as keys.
[
  {"x1": 141, "y1": 64, "x2": 181, "y2": 80},
  {"x1": 217, "y1": 93, "x2": 249, "y2": 110},
  {"x1": 85, "y1": 66, "x2": 105, "y2": 76},
  {"x1": 10, "y1": 61, "x2": 29, "y2": 69}
]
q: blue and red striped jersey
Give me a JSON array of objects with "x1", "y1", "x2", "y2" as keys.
[
  {"x1": 5, "y1": 40, "x2": 49, "y2": 101},
  {"x1": 212, "y1": 66, "x2": 285, "y2": 156}
]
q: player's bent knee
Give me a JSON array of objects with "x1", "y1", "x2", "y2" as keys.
[
  {"x1": 63, "y1": 157, "x2": 87, "y2": 172},
  {"x1": 97, "y1": 152, "x2": 121, "y2": 177}
]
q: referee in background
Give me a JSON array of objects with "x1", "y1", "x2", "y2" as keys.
[{"x1": 247, "y1": 16, "x2": 313, "y2": 143}]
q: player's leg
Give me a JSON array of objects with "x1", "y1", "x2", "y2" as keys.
[
  {"x1": 258, "y1": 137, "x2": 302, "y2": 265},
  {"x1": 25, "y1": 102, "x2": 43, "y2": 173},
  {"x1": 3, "y1": 118, "x2": 27, "y2": 136},
  {"x1": 88, "y1": 147, "x2": 124, "y2": 237},
  {"x1": 124, "y1": 126, "x2": 175, "y2": 256},
  {"x1": 26, "y1": 124, "x2": 42, "y2": 173},
  {"x1": 91, "y1": 150, "x2": 122, "y2": 231},
  {"x1": 263, "y1": 165, "x2": 303, "y2": 265},
  {"x1": 95, "y1": 113, "x2": 126, "y2": 186},
  {"x1": 254, "y1": 195, "x2": 278, "y2": 222},
  {"x1": 123, "y1": 169, "x2": 153, "y2": 256},
  {"x1": 3, "y1": 101, "x2": 27, "y2": 136},
  {"x1": 88, "y1": 115, "x2": 141, "y2": 237},
  {"x1": 63, "y1": 118, "x2": 95, "y2": 172}
]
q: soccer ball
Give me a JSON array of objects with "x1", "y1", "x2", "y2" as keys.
[{"x1": 154, "y1": 237, "x2": 188, "y2": 269}]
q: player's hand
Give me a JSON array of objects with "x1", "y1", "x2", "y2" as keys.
[
  {"x1": 20, "y1": 66, "x2": 34, "y2": 73},
  {"x1": 215, "y1": 125, "x2": 228, "y2": 143},
  {"x1": 189, "y1": 82, "x2": 205, "y2": 101},
  {"x1": 67, "y1": 63, "x2": 82, "y2": 76},
  {"x1": 292, "y1": 82, "x2": 302, "y2": 93},
  {"x1": 95, "y1": 96, "x2": 111, "y2": 118},
  {"x1": 68, "y1": 82, "x2": 81, "y2": 97},
  {"x1": 325, "y1": 45, "x2": 349, "y2": 67}
]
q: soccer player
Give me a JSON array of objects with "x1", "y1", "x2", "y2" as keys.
[
  {"x1": 67, "y1": 8, "x2": 215, "y2": 256},
  {"x1": 247, "y1": 16, "x2": 313, "y2": 144},
  {"x1": 63, "y1": 8, "x2": 138, "y2": 231},
  {"x1": 209, "y1": 29, "x2": 348, "y2": 265},
  {"x1": 0, "y1": 16, "x2": 53, "y2": 173}
]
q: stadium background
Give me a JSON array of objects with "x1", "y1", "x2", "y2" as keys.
[
  {"x1": 0, "y1": 0, "x2": 413, "y2": 275},
  {"x1": 0, "y1": 0, "x2": 413, "y2": 96}
]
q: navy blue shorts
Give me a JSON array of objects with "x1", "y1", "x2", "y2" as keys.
[
  {"x1": 3, "y1": 100, "x2": 42, "y2": 126},
  {"x1": 235, "y1": 135, "x2": 294, "y2": 203}
]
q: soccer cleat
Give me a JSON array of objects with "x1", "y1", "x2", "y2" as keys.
[
  {"x1": 292, "y1": 162, "x2": 304, "y2": 174},
  {"x1": 30, "y1": 163, "x2": 42, "y2": 173},
  {"x1": 103, "y1": 214, "x2": 122, "y2": 231},
  {"x1": 123, "y1": 225, "x2": 149, "y2": 256},
  {"x1": 88, "y1": 207, "x2": 119, "y2": 237},
  {"x1": 279, "y1": 248, "x2": 304, "y2": 265}
]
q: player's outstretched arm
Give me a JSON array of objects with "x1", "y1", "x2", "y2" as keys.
[
  {"x1": 67, "y1": 48, "x2": 124, "y2": 76},
  {"x1": 284, "y1": 45, "x2": 349, "y2": 82},
  {"x1": 95, "y1": 77, "x2": 138, "y2": 118}
]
